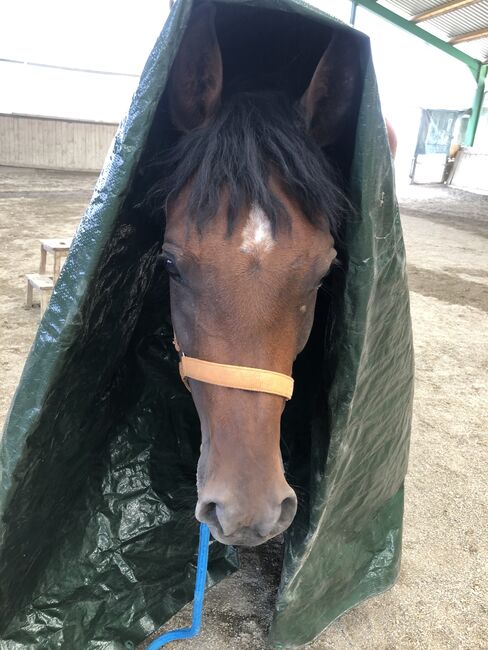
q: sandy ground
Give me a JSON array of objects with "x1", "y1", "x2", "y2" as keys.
[
  {"x1": 0, "y1": 168, "x2": 96, "y2": 422},
  {"x1": 0, "y1": 167, "x2": 487, "y2": 649}
]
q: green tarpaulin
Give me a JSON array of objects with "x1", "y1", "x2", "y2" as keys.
[{"x1": 0, "y1": 1, "x2": 414, "y2": 648}]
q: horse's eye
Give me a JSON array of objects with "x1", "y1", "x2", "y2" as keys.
[{"x1": 162, "y1": 256, "x2": 181, "y2": 281}]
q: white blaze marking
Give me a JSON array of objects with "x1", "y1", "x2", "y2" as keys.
[{"x1": 240, "y1": 204, "x2": 274, "y2": 256}]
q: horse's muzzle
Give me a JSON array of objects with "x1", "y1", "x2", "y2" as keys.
[{"x1": 195, "y1": 489, "x2": 297, "y2": 546}]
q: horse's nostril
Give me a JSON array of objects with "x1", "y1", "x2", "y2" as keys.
[
  {"x1": 198, "y1": 501, "x2": 219, "y2": 527},
  {"x1": 278, "y1": 494, "x2": 298, "y2": 527},
  {"x1": 197, "y1": 499, "x2": 240, "y2": 537}
]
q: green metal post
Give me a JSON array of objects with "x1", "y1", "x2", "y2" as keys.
[{"x1": 464, "y1": 64, "x2": 487, "y2": 147}]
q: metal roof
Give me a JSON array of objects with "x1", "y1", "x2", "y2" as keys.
[{"x1": 381, "y1": 0, "x2": 488, "y2": 63}]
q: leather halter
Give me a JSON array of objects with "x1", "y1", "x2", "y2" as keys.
[{"x1": 173, "y1": 338, "x2": 294, "y2": 400}]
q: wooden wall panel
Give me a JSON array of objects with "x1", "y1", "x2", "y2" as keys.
[{"x1": 0, "y1": 114, "x2": 118, "y2": 171}]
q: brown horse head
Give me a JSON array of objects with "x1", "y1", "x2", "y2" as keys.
[{"x1": 161, "y1": 4, "x2": 358, "y2": 546}]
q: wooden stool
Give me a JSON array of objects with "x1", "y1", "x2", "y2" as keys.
[
  {"x1": 26, "y1": 274, "x2": 54, "y2": 316},
  {"x1": 39, "y1": 238, "x2": 72, "y2": 282}
]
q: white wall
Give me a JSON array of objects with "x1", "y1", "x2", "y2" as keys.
[
  {"x1": 0, "y1": 0, "x2": 169, "y2": 122},
  {"x1": 451, "y1": 150, "x2": 488, "y2": 193}
]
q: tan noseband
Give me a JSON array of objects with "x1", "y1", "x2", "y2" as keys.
[{"x1": 173, "y1": 338, "x2": 294, "y2": 400}]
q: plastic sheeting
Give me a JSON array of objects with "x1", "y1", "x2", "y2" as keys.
[{"x1": 0, "y1": 1, "x2": 414, "y2": 648}]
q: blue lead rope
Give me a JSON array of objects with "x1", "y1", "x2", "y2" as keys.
[{"x1": 146, "y1": 523, "x2": 211, "y2": 649}]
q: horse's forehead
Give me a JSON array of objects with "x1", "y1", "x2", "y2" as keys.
[{"x1": 165, "y1": 196, "x2": 333, "y2": 265}]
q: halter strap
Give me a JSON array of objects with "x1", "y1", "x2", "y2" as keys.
[{"x1": 173, "y1": 338, "x2": 294, "y2": 400}]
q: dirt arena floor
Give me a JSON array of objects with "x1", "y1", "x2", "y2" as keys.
[{"x1": 1, "y1": 167, "x2": 487, "y2": 649}]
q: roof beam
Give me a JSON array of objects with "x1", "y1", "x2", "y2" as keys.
[
  {"x1": 412, "y1": 0, "x2": 483, "y2": 24},
  {"x1": 353, "y1": 0, "x2": 482, "y2": 77},
  {"x1": 449, "y1": 27, "x2": 488, "y2": 44},
  {"x1": 0, "y1": 57, "x2": 139, "y2": 78}
]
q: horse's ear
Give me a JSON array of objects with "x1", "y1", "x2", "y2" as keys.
[
  {"x1": 300, "y1": 32, "x2": 359, "y2": 147},
  {"x1": 168, "y1": 3, "x2": 223, "y2": 132}
]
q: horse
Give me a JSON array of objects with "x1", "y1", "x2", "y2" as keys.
[{"x1": 157, "y1": 3, "x2": 360, "y2": 547}]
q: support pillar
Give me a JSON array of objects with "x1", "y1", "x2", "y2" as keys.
[
  {"x1": 350, "y1": 0, "x2": 358, "y2": 26},
  {"x1": 464, "y1": 64, "x2": 487, "y2": 147}
]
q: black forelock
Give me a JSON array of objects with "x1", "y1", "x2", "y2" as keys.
[{"x1": 149, "y1": 91, "x2": 347, "y2": 236}]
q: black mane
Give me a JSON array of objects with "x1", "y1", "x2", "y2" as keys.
[{"x1": 150, "y1": 91, "x2": 347, "y2": 236}]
